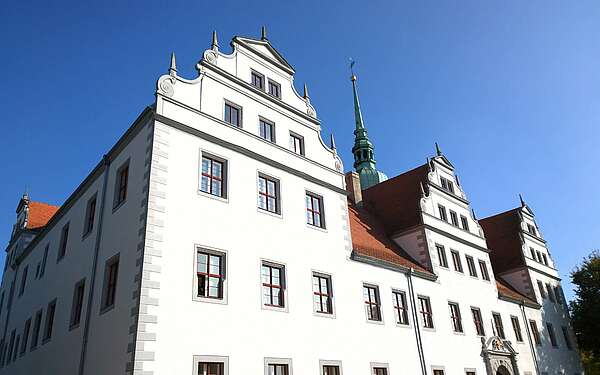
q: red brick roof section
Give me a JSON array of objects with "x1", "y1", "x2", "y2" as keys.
[
  {"x1": 496, "y1": 277, "x2": 538, "y2": 306},
  {"x1": 348, "y1": 200, "x2": 432, "y2": 275},
  {"x1": 479, "y1": 208, "x2": 525, "y2": 274},
  {"x1": 26, "y1": 201, "x2": 60, "y2": 229},
  {"x1": 361, "y1": 164, "x2": 430, "y2": 235}
]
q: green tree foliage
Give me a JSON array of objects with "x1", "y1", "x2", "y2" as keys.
[{"x1": 569, "y1": 250, "x2": 600, "y2": 374}]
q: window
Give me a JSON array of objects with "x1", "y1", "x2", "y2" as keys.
[
  {"x1": 554, "y1": 286, "x2": 563, "y2": 305},
  {"x1": 479, "y1": 260, "x2": 490, "y2": 281},
  {"x1": 471, "y1": 307, "x2": 485, "y2": 336},
  {"x1": 312, "y1": 273, "x2": 333, "y2": 314},
  {"x1": 30, "y1": 309, "x2": 42, "y2": 350},
  {"x1": 440, "y1": 176, "x2": 454, "y2": 193},
  {"x1": 258, "y1": 175, "x2": 280, "y2": 214},
  {"x1": 101, "y1": 255, "x2": 120, "y2": 311},
  {"x1": 530, "y1": 320, "x2": 542, "y2": 346},
  {"x1": 433, "y1": 370, "x2": 445, "y2": 375},
  {"x1": 492, "y1": 312, "x2": 505, "y2": 339},
  {"x1": 546, "y1": 322, "x2": 558, "y2": 347},
  {"x1": 19, "y1": 318, "x2": 31, "y2": 356},
  {"x1": 460, "y1": 215, "x2": 469, "y2": 231},
  {"x1": 262, "y1": 262, "x2": 285, "y2": 308},
  {"x1": 6, "y1": 330, "x2": 14, "y2": 365},
  {"x1": 251, "y1": 70, "x2": 265, "y2": 90},
  {"x1": 83, "y1": 195, "x2": 97, "y2": 236},
  {"x1": 530, "y1": 247, "x2": 536, "y2": 259},
  {"x1": 372, "y1": 365, "x2": 388, "y2": 375},
  {"x1": 40, "y1": 244, "x2": 49, "y2": 278},
  {"x1": 43, "y1": 299, "x2": 56, "y2": 342},
  {"x1": 18, "y1": 266, "x2": 28, "y2": 297},
  {"x1": 199, "y1": 362, "x2": 225, "y2": 375},
  {"x1": 196, "y1": 250, "x2": 224, "y2": 300},
  {"x1": 436, "y1": 244, "x2": 448, "y2": 268},
  {"x1": 70, "y1": 279, "x2": 86, "y2": 328},
  {"x1": 537, "y1": 280, "x2": 546, "y2": 299},
  {"x1": 438, "y1": 204, "x2": 448, "y2": 222},
  {"x1": 0, "y1": 292, "x2": 4, "y2": 318},
  {"x1": 466, "y1": 372, "x2": 476, "y2": 375},
  {"x1": 323, "y1": 365, "x2": 340, "y2": 375},
  {"x1": 451, "y1": 250, "x2": 463, "y2": 273},
  {"x1": 393, "y1": 290, "x2": 409, "y2": 325},
  {"x1": 259, "y1": 118, "x2": 275, "y2": 143},
  {"x1": 448, "y1": 302, "x2": 463, "y2": 333},
  {"x1": 57, "y1": 223, "x2": 69, "y2": 261},
  {"x1": 562, "y1": 326, "x2": 572, "y2": 350},
  {"x1": 536, "y1": 250, "x2": 542, "y2": 263},
  {"x1": 527, "y1": 223, "x2": 537, "y2": 236},
  {"x1": 363, "y1": 285, "x2": 381, "y2": 322},
  {"x1": 418, "y1": 296, "x2": 434, "y2": 328},
  {"x1": 466, "y1": 256, "x2": 477, "y2": 277},
  {"x1": 224, "y1": 101, "x2": 242, "y2": 127},
  {"x1": 289, "y1": 132, "x2": 304, "y2": 155},
  {"x1": 541, "y1": 253, "x2": 548, "y2": 266},
  {"x1": 511, "y1": 316, "x2": 523, "y2": 342},
  {"x1": 546, "y1": 283, "x2": 555, "y2": 302},
  {"x1": 267, "y1": 364, "x2": 289, "y2": 375},
  {"x1": 114, "y1": 162, "x2": 129, "y2": 208},
  {"x1": 306, "y1": 192, "x2": 325, "y2": 228},
  {"x1": 449, "y1": 210, "x2": 459, "y2": 227},
  {"x1": 200, "y1": 155, "x2": 226, "y2": 198},
  {"x1": 268, "y1": 79, "x2": 281, "y2": 98}
]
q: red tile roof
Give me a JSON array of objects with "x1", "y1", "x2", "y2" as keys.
[
  {"x1": 348, "y1": 200, "x2": 432, "y2": 275},
  {"x1": 479, "y1": 208, "x2": 525, "y2": 274},
  {"x1": 361, "y1": 164, "x2": 430, "y2": 235},
  {"x1": 496, "y1": 277, "x2": 538, "y2": 306},
  {"x1": 26, "y1": 201, "x2": 60, "y2": 230}
]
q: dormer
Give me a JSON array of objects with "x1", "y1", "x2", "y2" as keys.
[{"x1": 8, "y1": 194, "x2": 59, "y2": 253}]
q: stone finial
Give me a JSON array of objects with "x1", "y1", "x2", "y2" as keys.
[
  {"x1": 330, "y1": 133, "x2": 336, "y2": 151},
  {"x1": 211, "y1": 30, "x2": 219, "y2": 51},
  {"x1": 303, "y1": 83, "x2": 310, "y2": 100},
  {"x1": 169, "y1": 52, "x2": 177, "y2": 76},
  {"x1": 435, "y1": 142, "x2": 442, "y2": 156},
  {"x1": 519, "y1": 193, "x2": 526, "y2": 207},
  {"x1": 261, "y1": 25, "x2": 268, "y2": 41}
]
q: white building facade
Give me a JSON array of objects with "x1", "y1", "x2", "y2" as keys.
[{"x1": 0, "y1": 29, "x2": 583, "y2": 375}]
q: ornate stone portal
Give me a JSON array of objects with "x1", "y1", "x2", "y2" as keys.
[{"x1": 481, "y1": 337, "x2": 520, "y2": 375}]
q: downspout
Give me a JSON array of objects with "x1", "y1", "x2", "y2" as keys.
[
  {"x1": 407, "y1": 269, "x2": 428, "y2": 375},
  {"x1": 78, "y1": 155, "x2": 111, "y2": 375},
  {"x1": 520, "y1": 301, "x2": 540, "y2": 375}
]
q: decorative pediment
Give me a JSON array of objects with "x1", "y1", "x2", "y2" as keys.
[
  {"x1": 481, "y1": 336, "x2": 518, "y2": 356},
  {"x1": 233, "y1": 36, "x2": 295, "y2": 75}
]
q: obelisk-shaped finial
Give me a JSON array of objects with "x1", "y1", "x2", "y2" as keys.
[
  {"x1": 435, "y1": 142, "x2": 442, "y2": 156},
  {"x1": 169, "y1": 52, "x2": 177, "y2": 76},
  {"x1": 211, "y1": 30, "x2": 219, "y2": 51},
  {"x1": 261, "y1": 26, "x2": 268, "y2": 41},
  {"x1": 303, "y1": 83, "x2": 310, "y2": 100}
]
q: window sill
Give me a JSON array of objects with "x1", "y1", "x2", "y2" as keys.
[
  {"x1": 313, "y1": 311, "x2": 336, "y2": 319},
  {"x1": 99, "y1": 304, "x2": 115, "y2": 316},
  {"x1": 306, "y1": 223, "x2": 327, "y2": 233},
  {"x1": 112, "y1": 200, "x2": 127, "y2": 213},
  {"x1": 192, "y1": 295, "x2": 228, "y2": 305},
  {"x1": 421, "y1": 327, "x2": 436, "y2": 332},
  {"x1": 262, "y1": 304, "x2": 288, "y2": 313},
  {"x1": 366, "y1": 318, "x2": 385, "y2": 325},
  {"x1": 395, "y1": 322, "x2": 412, "y2": 329},
  {"x1": 41, "y1": 337, "x2": 51, "y2": 345},
  {"x1": 197, "y1": 190, "x2": 229, "y2": 204},
  {"x1": 82, "y1": 230, "x2": 93, "y2": 241},
  {"x1": 69, "y1": 322, "x2": 81, "y2": 331},
  {"x1": 257, "y1": 207, "x2": 283, "y2": 219}
]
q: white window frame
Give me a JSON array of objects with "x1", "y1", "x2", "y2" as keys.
[
  {"x1": 192, "y1": 245, "x2": 228, "y2": 305},
  {"x1": 370, "y1": 362, "x2": 390, "y2": 375},
  {"x1": 320, "y1": 359, "x2": 343, "y2": 375},
  {"x1": 193, "y1": 355, "x2": 229, "y2": 375},
  {"x1": 264, "y1": 357, "x2": 293, "y2": 375}
]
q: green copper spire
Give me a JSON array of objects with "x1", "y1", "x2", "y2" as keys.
[{"x1": 349, "y1": 61, "x2": 387, "y2": 189}]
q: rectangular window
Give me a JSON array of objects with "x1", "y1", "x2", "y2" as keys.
[
  {"x1": 433, "y1": 370, "x2": 445, "y2": 375},
  {"x1": 258, "y1": 175, "x2": 280, "y2": 214},
  {"x1": 43, "y1": 299, "x2": 56, "y2": 342},
  {"x1": 440, "y1": 177, "x2": 454, "y2": 193},
  {"x1": 83, "y1": 195, "x2": 97, "y2": 236},
  {"x1": 268, "y1": 79, "x2": 281, "y2": 98},
  {"x1": 224, "y1": 102, "x2": 242, "y2": 127},
  {"x1": 449, "y1": 210, "x2": 459, "y2": 227},
  {"x1": 114, "y1": 162, "x2": 129, "y2": 208},
  {"x1": 448, "y1": 302, "x2": 463, "y2": 333},
  {"x1": 460, "y1": 215, "x2": 469, "y2": 231},
  {"x1": 40, "y1": 244, "x2": 49, "y2": 278},
  {"x1": 200, "y1": 155, "x2": 226, "y2": 198},
  {"x1": 19, "y1": 318, "x2": 31, "y2": 356},
  {"x1": 199, "y1": 362, "x2": 225, "y2": 375},
  {"x1": 527, "y1": 224, "x2": 537, "y2": 236},
  {"x1": 438, "y1": 204, "x2": 448, "y2": 222},
  {"x1": 546, "y1": 283, "x2": 555, "y2": 302},
  {"x1": 530, "y1": 320, "x2": 542, "y2": 346},
  {"x1": 363, "y1": 285, "x2": 382, "y2": 322},
  {"x1": 436, "y1": 244, "x2": 448, "y2": 268},
  {"x1": 529, "y1": 247, "x2": 535, "y2": 259},
  {"x1": 259, "y1": 118, "x2": 275, "y2": 143},
  {"x1": 251, "y1": 70, "x2": 265, "y2": 90},
  {"x1": 18, "y1": 266, "x2": 28, "y2": 297},
  {"x1": 70, "y1": 279, "x2": 86, "y2": 328},
  {"x1": 546, "y1": 322, "x2": 558, "y2": 347},
  {"x1": 267, "y1": 364, "x2": 289, "y2": 375},
  {"x1": 393, "y1": 290, "x2": 409, "y2": 325},
  {"x1": 418, "y1": 296, "x2": 434, "y2": 329},
  {"x1": 30, "y1": 309, "x2": 42, "y2": 350},
  {"x1": 323, "y1": 365, "x2": 340, "y2": 375},
  {"x1": 451, "y1": 250, "x2": 463, "y2": 273},
  {"x1": 6, "y1": 330, "x2": 15, "y2": 365},
  {"x1": 479, "y1": 260, "x2": 490, "y2": 281},
  {"x1": 562, "y1": 326, "x2": 572, "y2": 350},
  {"x1": 306, "y1": 192, "x2": 325, "y2": 228},
  {"x1": 511, "y1": 316, "x2": 523, "y2": 342},
  {"x1": 541, "y1": 253, "x2": 548, "y2": 266},
  {"x1": 373, "y1": 367, "x2": 388, "y2": 375},
  {"x1": 466, "y1": 256, "x2": 477, "y2": 277},
  {"x1": 537, "y1": 280, "x2": 546, "y2": 299},
  {"x1": 289, "y1": 132, "x2": 304, "y2": 155},
  {"x1": 262, "y1": 262, "x2": 285, "y2": 308},
  {"x1": 471, "y1": 307, "x2": 485, "y2": 336},
  {"x1": 536, "y1": 250, "x2": 542, "y2": 263},
  {"x1": 101, "y1": 255, "x2": 120, "y2": 311},
  {"x1": 554, "y1": 286, "x2": 562, "y2": 305},
  {"x1": 57, "y1": 223, "x2": 69, "y2": 261},
  {"x1": 493, "y1": 312, "x2": 505, "y2": 339},
  {"x1": 312, "y1": 273, "x2": 333, "y2": 314},
  {"x1": 196, "y1": 251, "x2": 224, "y2": 300}
]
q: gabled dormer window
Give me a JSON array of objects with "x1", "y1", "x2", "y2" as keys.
[
  {"x1": 251, "y1": 70, "x2": 265, "y2": 90},
  {"x1": 527, "y1": 223, "x2": 537, "y2": 236},
  {"x1": 268, "y1": 79, "x2": 281, "y2": 99},
  {"x1": 440, "y1": 177, "x2": 455, "y2": 193}
]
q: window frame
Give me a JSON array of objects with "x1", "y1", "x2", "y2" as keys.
[
  {"x1": 363, "y1": 283, "x2": 383, "y2": 323},
  {"x1": 471, "y1": 307, "x2": 485, "y2": 336},
  {"x1": 224, "y1": 100, "x2": 243, "y2": 127},
  {"x1": 466, "y1": 255, "x2": 477, "y2": 277},
  {"x1": 113, "y1": 160, "x2": 129, "y2": 210},
  {"x1": 450, "y1": 250, "x2": 463, "y2": 273},
  {"x1": 289, "y1": 132, "x2": 305, "y2": 156},
  {"x1": 257, "y1": 173, "x2": 281, "y2": 215},
  {"x1": 268, "y1": 79, "x2": 282, "y2": 99},
  {"x1": 83, "y1": 194, "x2": 97, "y2": 237},
  {"x1": 312, "y1": 271, "x2": 334, "y2": 317},
  {"x1": 261, "y1": 260, "x2": 287, "y2": 312},
  {"x1": 546, "y1": 322, "x2": 558, "y2": 347},
  {"x1": 305, "y1": 191, "x2": 326, "y2": 229},
  {"x1": 100, "y1": 254, "x2": 120, "y2": 313},
  {"x1": 199, "y1": 151, "x2": 228, "y2": 200},
  {"x1": 42, "y1": 299, "x2": 57, "y2": 343},
  {"x1": 320, "y1": 360, "x2": 343, "y2": 375},
  {"x1": 478, "y1": 259, "x2": 490, "y2": 281},
  {"x1": 264, "y1": 357, "x2": 292, "y2": 375},
  {"x1": 530, "y1": 320, "x2": 542, "y2": 346},
  {"x1": 258, "y1": 117, "x2": 276, "y2": 143},
  {"x1": 19, "y1": 317, "x2": 31, "y2": 357},
  {"x1": 561, "y1": 326, "x2": 573, "y2": 350},
  {"x1": 30, "y1": 309, "x2": 42, "y2": 351},
  {"x1": 194, "y1": 355, "x2": 229, "y2": 375},
  {"x1": 511, "y1": 315, "x2": 524, "y2": 342},
  {"x1": 537, "y1": 280, "x2": 546, "y2": 299},
  {"x1": 418, "y1": 295, "x2": 434, "y2": 329},
  {"x1": 436, "y1": 244, "x2": 448, "y2": 268},
  {"x1": 251, "y1": 69, "x2": 265, "y2": 90},
  {"x1": 440, "y1": 176, "x2": 455, "y2": 193},
  {"x1": 546, "y1": 283, "x2": 555, "y2": 302},
  {"x1": 460, "y1": 215, "x2": 469, "y2": 231},
  {"x1": 392, "y1": 289, "x2": 410, "y2": 326},
  {"x1": 194, "y1": 246, "x2": 227, "y2": 305},
  {"x1": 18, "y1": 265, "x2": 28, "y2": 297},
  {"x1": 370, "y1": 363, "x2": 390, "y2": 375},
  {"x1": 57, "y1": 222, "x2": 70, "y2": 262},
  {"x1": 438, "y1": 204, "x2": 448, "y2": 222},
  {"x1": 449, "y1": 210, "x2": 459, "y2": 227},
  {"x1": 39, "y1": 244, "x2": 49, "y2": 278},
  {"x1": 492, "y1": 312, "x2": 506, "y2": 339},
  {"x1": 448, "y1": 301, "x2": 464, "y2": 333},
  {"x1": 70, "y1": 278, "x2": 86, "y2": 329}
]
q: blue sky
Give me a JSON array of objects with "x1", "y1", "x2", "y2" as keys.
[{"x1": 1, "y1": 1, "x2": 598, "y2": 301}]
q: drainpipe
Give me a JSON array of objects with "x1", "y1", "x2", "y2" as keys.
[
  {"x1": 77, "y1": 155, "x2": 111, "y2": 375},
  {"x1": 520, "y1": 301, "x2": 540, "y2": 375},
  {"x1": 407, "y1": 269, "x2": 428, "y2": 375}
]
